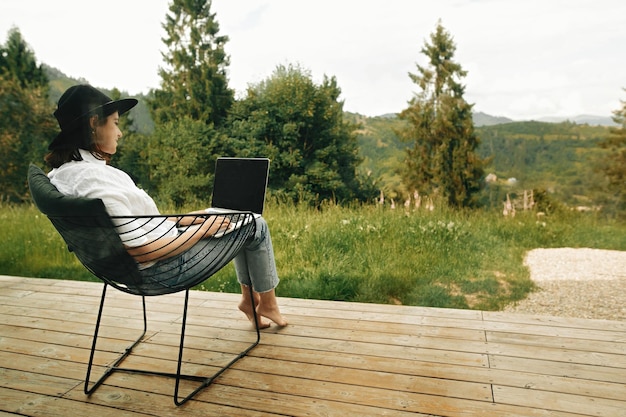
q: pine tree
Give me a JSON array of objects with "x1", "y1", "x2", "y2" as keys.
[
  {"x1": 141, "y1": 0, "x2": 236, "y2": 205},
  {"x1": 150, "y1": 0, "x2": 233, "y2": 127},
  {"x1": 0, "y1": 28, "x2": 47, "y2": 89},
  {"x1": 398, "y1": 22, "x2": 485, "y2": 208}
]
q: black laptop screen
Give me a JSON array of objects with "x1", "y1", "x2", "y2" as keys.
[{"x1": 210, "y1": 158, "x2": 270, "y2": 214}]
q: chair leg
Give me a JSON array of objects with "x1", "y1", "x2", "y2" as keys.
[
  {"x1": 173, "y1": 287, "x2": 261, "y2": 406},
  {"x1": 84, "y1": 284, "x2": 147, "y2": 395},
  {"x1": 84, "y1": 283, "x2": 261, "y2": 406}
]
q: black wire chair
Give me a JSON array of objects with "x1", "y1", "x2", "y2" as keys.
[{"x1": 27, "y1": 164, "x2": 260, "y2": 406}]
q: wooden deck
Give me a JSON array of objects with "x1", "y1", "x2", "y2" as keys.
[{"x1": 1, "y1": 275, "x2": 625, "y2": 417}]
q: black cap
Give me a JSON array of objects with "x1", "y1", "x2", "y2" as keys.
[{"x1": 49, "y1": 84, "x2": 138, "y2": 150}]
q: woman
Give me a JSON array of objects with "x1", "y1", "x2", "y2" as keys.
[{"x1": 45, "y1": 84, "x2": 287, "y2": 328}]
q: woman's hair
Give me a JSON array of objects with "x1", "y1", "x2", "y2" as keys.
[{"x1": 45, "y1": 110, "x2": 114, "y2": 168}]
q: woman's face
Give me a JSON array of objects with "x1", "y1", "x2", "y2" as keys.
[{"x1": 94, "y1": 111, "x2": 122, "y2": 154}]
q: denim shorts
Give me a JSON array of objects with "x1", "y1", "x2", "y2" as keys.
[{"x1": 139, "y1": 217, "x2": 279, "y2": 293}]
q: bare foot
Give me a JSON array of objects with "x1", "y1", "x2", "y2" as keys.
[
  {"x1": 257, "y1": 305, "x2": 288, "y2": 327},
  {"x1": 238, "y1": 301, "x2": 270, "y2": 329}
]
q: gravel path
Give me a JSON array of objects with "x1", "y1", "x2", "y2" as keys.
[{"x1": 503, "y1": 248, "x2": 626, "y2": 321}]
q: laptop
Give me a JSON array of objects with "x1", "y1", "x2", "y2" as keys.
[
  {"x1": 201, "y1": 157, "x2": 270, "y2": 237},
  {"x1": 209, "y1": 157, "x2": 270, "y2": 215}
]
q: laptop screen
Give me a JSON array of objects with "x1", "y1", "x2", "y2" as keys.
[{"x1": 210, "y1": 157, "x2": 270, "y2": 214}]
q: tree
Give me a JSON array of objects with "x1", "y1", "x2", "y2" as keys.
[
  {"x1": 227, "y1": 64, "x2": 364, "y2": 204},
  {"x1": 398, "y1": 22, "x2": 485, "y2": 208},
  {"x1": 150, "y1": 0, "x2": 233, "y2": 128},
  {"x1": 0, "y1": 27, "x2": 47, "y2": 89},
  {"x1": 599, "y1": 91, "x2": 626, "y2": 216},
  {"x1": 146, "y1": 117, "x2": 235, "y2": 206},
  {"x1": 0, "y1": 28, "x2": 54, "y2": 201},
  {"x1": 139, "y1": 0, "x2": 236, "y2": 206}
]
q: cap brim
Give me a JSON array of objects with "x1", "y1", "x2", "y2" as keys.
[{"x1": 102, "y1": 98, "x2": 138, "y2": 116}]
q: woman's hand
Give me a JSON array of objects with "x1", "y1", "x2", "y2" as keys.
[
  {"x1": 198, "y1": 215, "x2": 231, "y2": 236},
  {"x1": 172, "y1": 210, "x2": 213, "y2": 226}
]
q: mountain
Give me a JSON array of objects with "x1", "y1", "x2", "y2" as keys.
[
  {"x1": 536, "y1": 114, "x2": 617, "y2": 126},
  {"x1": 378, "y1": 111, "x2": 615, "y2": 128},
  {"x1": 472, "y1": 112, "x2": 617, "y2": 127},
  {"x1": 472, "y1": 112, "x2": 514, "y2": 126}
]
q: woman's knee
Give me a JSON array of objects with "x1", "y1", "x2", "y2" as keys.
[{"x1": 247, "y1": 216, "x2": 268, "y2": 249}]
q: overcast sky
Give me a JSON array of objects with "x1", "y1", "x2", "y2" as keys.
[{"x1": 2, "y1": 0, "x2": 625, "y2": 120}]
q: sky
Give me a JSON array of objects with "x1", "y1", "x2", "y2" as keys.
[{"x1": 1, "y1": 0, "x2": 625, "y2": 120}]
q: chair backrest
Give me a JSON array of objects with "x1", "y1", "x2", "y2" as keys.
[{"x1": 27, "y1": 164, "x2": 143, "y2": 289}]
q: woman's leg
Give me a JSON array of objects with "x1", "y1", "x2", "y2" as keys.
[
  {"x1": 238, "y1": 284, "x2": 270, "y2": 329},
  {"x1": 234, "y1": 217, "x2": 287, "y2": 326}
]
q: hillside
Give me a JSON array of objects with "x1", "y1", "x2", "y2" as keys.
[{"x1": 354, "y1": 115, "x2": 612, "y2": 209}]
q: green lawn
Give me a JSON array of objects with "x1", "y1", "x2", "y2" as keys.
[{"x1": 2, "y1": 202, "x2": 625, "y2": 311}]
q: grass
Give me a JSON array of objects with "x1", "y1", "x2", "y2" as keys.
[{"x1": 2, "y1": 202, "x2": 625, "y2": 311}]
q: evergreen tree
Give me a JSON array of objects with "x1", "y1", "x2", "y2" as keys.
[
  {"x1": 150, "y1": 0, "x2": 233, "y2": 128},
  {"x1": 140, "y1": 0, "x2": 236, "y2": 205},
  {"x1": 398, "y1": 22, "x2": 485, "y2": 208},
  {"x1": 599, "y1": 91, "x2": 626, "y2": 216},
  {"x1": 0, "y1": 28, "x2": 47, "y2": 89},
  {"x1": 227, "y1": 64, "x2": 364, "y2": 204},
  {"x1": 0, "y1": 28, "x2": 54, "y2": 201}
]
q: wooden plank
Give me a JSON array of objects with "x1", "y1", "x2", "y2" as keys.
[
  {"x1": 423, "y1": 316, "x2": 626, "y2": 342},
  {"x1": 485, "y1": 341, "x2": 626, "y2": 368},
  {"x1": 0, "y1": 275, "x2": 31, "y2": 285},
  {"x1": 486, "y1": 330, "x2": 626, "y2": 355},
  {"x1": 2, "y1": 279, "x2": 206, "y2": 308},
  {"x1": 1, "y1": 301, "x2": 182, "y2": 327},
  {"x1": 0, "y1": 290, "x2": 35, "y2": 299},
  {"x1": 276, "y1": 295, "x2": 485, "y2": 320},
  {"x1": 489, "y1": 354, "x2": 626, "y2": 384},
  {"x1": 0, "y1": 368, "x2": 79, "y2": 397},
  {"x1": 0, "y1": 337, "x2": 119, "y2": 368},
  {"x1": 484, "y1": 311, "x2": 626, "y2": 332},
  {"x1": 0, "y1": 387, "x2": 152, "y2": 417},
  {"x1": 0, "y1": 351, "x2": 101, "y2": 382},
  {"x1": 0, "y1": 324, "x2": 149, "y2": 355},
  {"x1": 494, "y1": 385, "x2": 626, "y2": 417}
]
